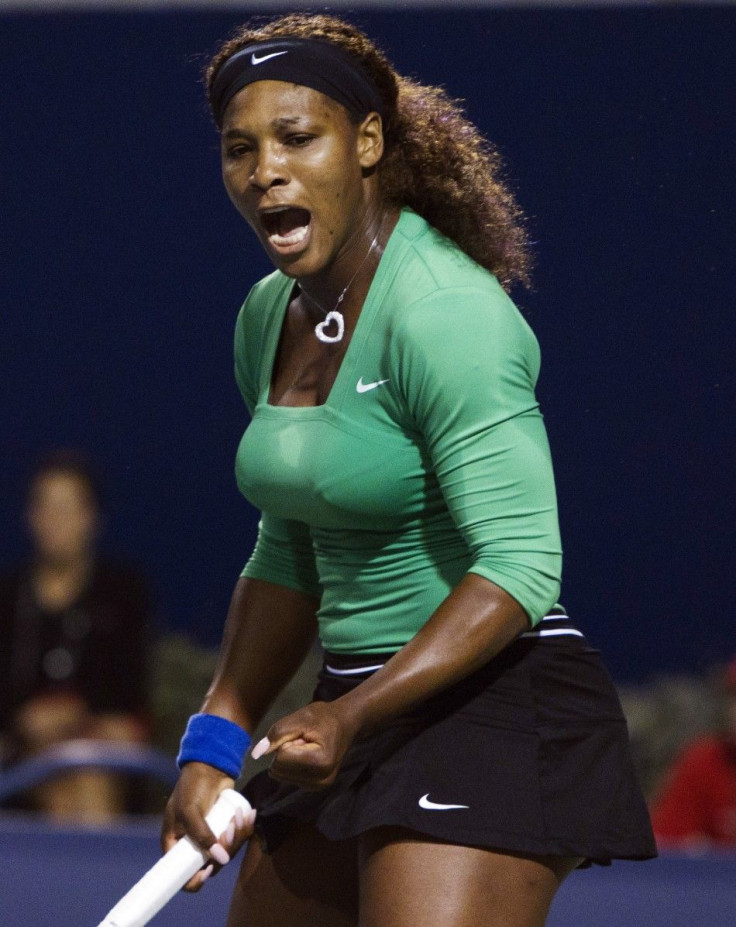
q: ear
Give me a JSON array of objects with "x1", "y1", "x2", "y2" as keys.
[{"x1": 356, "y1": 112, "x2": 384, "y2": 169}]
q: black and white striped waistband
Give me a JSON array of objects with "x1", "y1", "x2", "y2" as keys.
[
  {"x1": 324, "y1": 610, "x2": 583, "y2": 677},
  {"x1": 323, "y1": 655, "x2": 392, "y2": 676},
  {"x1": 519, "y1": 609, "x2": 584, "y2": 641}
]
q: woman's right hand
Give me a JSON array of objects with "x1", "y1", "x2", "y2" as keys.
[
  {"x1": 161, "y1": 762, "x2": 256, "y2": 892},
  {"x1": 159, "y1": 576, "x2": 317, "y2": 890}
]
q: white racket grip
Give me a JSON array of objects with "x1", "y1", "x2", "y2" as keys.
[{"x1": 97, "y1": 789, "x2": 252, "y2": 927}]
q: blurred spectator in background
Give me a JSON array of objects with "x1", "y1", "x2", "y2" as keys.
[
  {"x1": 650, "y1": 657, "x2": 736, "y2": 851},
  {"x1": 0, "y1": 449, "x2": 153, "y2": 823}
]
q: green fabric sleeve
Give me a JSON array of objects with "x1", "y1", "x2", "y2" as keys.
[
  {"x1": 390, "y1": 286, "x2": 562, "y2": 625},
  {"x1": 240, "y1": 513, "x2": 322, "y2": 598}
]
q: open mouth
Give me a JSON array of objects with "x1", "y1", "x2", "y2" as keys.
[{"x1": 260, "y1": 206, "x2": 312, "y2": 249}]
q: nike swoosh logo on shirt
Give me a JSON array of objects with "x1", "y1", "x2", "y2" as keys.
[
  {"x1": 418, "y1": 794, "x2": 470, "y2": 811},
  {"x1": 356, "y1": 377, "x2": 389, "y2": 394},
  {"x1": 251, "y1": 51, "x2": 289, "y2": 65}
]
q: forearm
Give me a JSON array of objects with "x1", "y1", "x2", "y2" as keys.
[
  {"x1": 337, "y1": 573, "x2": 529, "y2": 736},
  {"x1": 201, "y1": 576, "x2": 319, "y2": 734}
]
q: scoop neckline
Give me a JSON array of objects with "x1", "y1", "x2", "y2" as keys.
[{"x1": 258, "y1": 210, "x2": 408, "y2": 413}]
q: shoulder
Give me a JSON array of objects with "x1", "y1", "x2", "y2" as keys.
[
  {"x1": 387, "y1": 210, "x2": 537, "y2": 357},
  {"x1": 386, "y1": 209, "x2": 496, "y2": 299},
  {"x1": 235, "y1": 270, "x2": 292, "y2": 343},
  {"x1": 387, "y1": 280, "x2": 540, "y2": 395}
]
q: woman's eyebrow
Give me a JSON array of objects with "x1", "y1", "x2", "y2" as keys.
[
  {"x1": 272, "y1": 116, "x2": 306, "y2": 129},
  {"x1": 222, "y1": 116, "x2": 305, "y2": 139}
]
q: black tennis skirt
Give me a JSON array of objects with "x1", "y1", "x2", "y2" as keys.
[{"x1": 244, "y1": 614, "x2": 656, "y2": 867}]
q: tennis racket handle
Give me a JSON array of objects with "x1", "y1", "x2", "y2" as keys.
[{"x1": 97, "y1": 789, "x2": 251, "y2": 927}]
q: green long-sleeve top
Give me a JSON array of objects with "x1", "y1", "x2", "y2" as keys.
[{"x1": 234, "y1": 209, "x2": 562, "y2": 654}]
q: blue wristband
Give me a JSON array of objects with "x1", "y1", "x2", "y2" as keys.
[{"x1": 176, "y1": 713, "x2": 251, "y2": 779}]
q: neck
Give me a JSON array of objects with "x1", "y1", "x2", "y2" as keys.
[
  {"x1": 34, "y1": 551, "x2": 92, "y2": 577},
  {"x1": 298, "y1": 206, "x2": 391, "y2": 319}
]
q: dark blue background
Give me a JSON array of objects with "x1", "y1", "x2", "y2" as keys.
[{"x1": 1, "y1": 7, "x2": 733, "y2": 682}]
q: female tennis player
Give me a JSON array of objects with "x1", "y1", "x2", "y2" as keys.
[{"x1": 162, "y1": 13, "x2": 656, "y2": 926}]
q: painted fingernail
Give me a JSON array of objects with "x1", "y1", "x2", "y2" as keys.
[
  {"x1": 209, "y1": 843, "x2": 230, "y2": 866},
  {"x1": 251, "y1": 737, "x2": 270, "y2": 760},
  {"x1": 200, "y1": 864, "x2": 214, "y2": 884},
  {"x1": 224, "y1": 821, "x2": 236, "y2": 846},
  {"x1": 234, "y1": 806, "x2": 245, "y2": 828}
]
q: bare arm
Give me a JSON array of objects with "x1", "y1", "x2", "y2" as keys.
[
  {"x1": 257, "y1": 573, "x2": 529, "y2": 787},
  {"x1": 202, "y1": 576, "x2": 320, "y2": 731},
  {"x1": 161, "y1": 576, "x2": 319, "y2": 886},
  {"x1": 342, "y1": 574, "x2": 528, "y2": 728}
]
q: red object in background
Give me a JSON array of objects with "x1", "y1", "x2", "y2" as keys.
[{"x1": 651, "y1": 660, "x2": 736, "y2": 852}]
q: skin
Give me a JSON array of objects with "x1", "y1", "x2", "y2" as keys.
[
  {"x1": 220, "y1": 80, "x2": 395, "y2": 408},
  {"x1": 27, "y1": 471, "x2": 99, "y2": 582},
  {"x1": 162, "y1": 79, "x2": 581, "y2": 923},
  {"x1": 220, "y1": 81, "x2": 385, "y2": 295}
]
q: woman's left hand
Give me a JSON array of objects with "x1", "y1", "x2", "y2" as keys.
[{"x1": 251, "y1": 700, "x2": 360, "y2": 790}]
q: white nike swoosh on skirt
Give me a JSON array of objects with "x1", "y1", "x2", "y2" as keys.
[{"x1": 418, "y1": 793, "x2": 470, "y2": 810}]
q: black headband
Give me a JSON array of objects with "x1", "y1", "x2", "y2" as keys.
[{"x1": 209, "y1": 37, "x2": 385, "y2": 129}]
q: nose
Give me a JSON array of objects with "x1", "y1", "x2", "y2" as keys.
[{"x1": 249, "y1": 144, "x2": 288, "y2": 191}]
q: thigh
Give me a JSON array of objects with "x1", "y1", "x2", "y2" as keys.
[
  {"x1": 227, "y1": 823, "x2": 359, "y2": 927},
  {"x1": 358, "y1": 827, "x2": 581, "y2": 927}
]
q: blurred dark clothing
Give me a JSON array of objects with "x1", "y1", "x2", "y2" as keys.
[{"x1": 0, "y1": 560, "x2": 151, "y2": 755}]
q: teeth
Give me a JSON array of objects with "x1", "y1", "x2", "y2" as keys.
[{"x1": 269, "y1": 225, "x2": 309, "y2": 247}]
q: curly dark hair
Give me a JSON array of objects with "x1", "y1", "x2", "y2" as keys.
[{"x1": 205, "y1": 14, "x2": 531, "y2": 290}]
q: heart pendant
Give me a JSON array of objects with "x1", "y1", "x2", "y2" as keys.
[{"x1": 314, "y1": 310, "x2": 345, "y2": 344}]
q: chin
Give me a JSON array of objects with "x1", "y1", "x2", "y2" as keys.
[{"x1": 270, "y1": 250, "x2": 324, "y2": 281}]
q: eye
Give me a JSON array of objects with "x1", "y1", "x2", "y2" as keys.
[
  {"x1": 285, "y1": 134, "x2": 314, "y2": 148},
  {"x1": 225, "y1": 142, "x2": 254, "y2": 160}
]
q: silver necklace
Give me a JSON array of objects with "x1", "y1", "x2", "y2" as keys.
[{"x1": 302, "y1": 226, "x2": 382, "y2": 344}]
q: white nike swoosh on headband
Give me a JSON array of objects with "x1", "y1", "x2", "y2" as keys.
[
  {"x1": 251, "y1": 51, "x2": 289, "y2": 65},
  {"x1": 418, "y1": 794, "x2": 470, "y2": 811}
]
